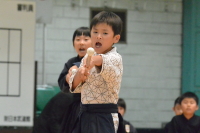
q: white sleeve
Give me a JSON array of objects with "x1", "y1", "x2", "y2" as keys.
[
  {"x1": 98, "y1": 53, "x2": 123, "y2": 82},
  {"x1": 69, "y1": 56, "x2": 87, "y2": 93}
]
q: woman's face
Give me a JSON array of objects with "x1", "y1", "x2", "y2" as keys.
[{"x1": 74, "y1": 35, "x2": 92, "y2": 57}]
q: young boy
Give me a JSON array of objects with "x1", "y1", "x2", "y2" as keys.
[
  {"x1": 172, "y1": 97, "x2": 182, "y2": 116},
  {"x1": 69, "y1": 11, "x2": 124, "y2": 133},
  {"x1": 58, "y1": 27, "x2": 91, "y2": 133},
  {"x1": 165, "y1": 92, "x2": 200, "y2": 133},
  {"x1": 164, "y1": 96, "x2": 182, "y2": 132},
  {"x1": 32, "y1": 27, "x2": 92, "y2": 133},
  {"x1": 117, "y1": 98, "x2": 138, "y2": 133}
]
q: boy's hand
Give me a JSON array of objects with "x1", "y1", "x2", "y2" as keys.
[
  {"x1": 76, "y1": 66, "x2": 90, "y2": 82},
  {"x1": 83, "y1": 55, "x2": 102, "y2": 70},
  {"x1": 83, "y1": 56, "x2": 95, "y2": 70},
  {"x1": 68, "y1": 65, "x2": 78, "y2": 75},
  {"x1": 66, "y1": 65, "x2": 78, "y2": 83},
  {"x1": 71, "y1": 66, "x2": 89, "y2": 89}
]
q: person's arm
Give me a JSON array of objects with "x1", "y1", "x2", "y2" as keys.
[
  {"x1": 66, "y1": 65, "x2": 78, "y2": 84},
  {"x1": 71, "y1": 53, "x2": 122, "y2": 90},
  {"x1": 70, "y1": 55, "x2": 102, "y2": 90},
  {"x1": 68, "y1": 56, "x2": 87, "y2": 92},
  {"x1": 58, "y1": 57, "x2": 79, "y2": 93},
  {"x1": 71, "y1": 66, "x2": 89, "y2": 90},
  {"x1": 88, "y1": 55, "x2": 103, "y2": 68},
  {"x1": 58, "y1": 62, "x2": 71, "y2": 93},
  {"x1": 98, "y1": 53, "x2": 123, "y2": 81}
]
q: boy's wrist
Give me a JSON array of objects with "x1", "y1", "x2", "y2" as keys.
[{"x1": 93, "y1": 55, "x2": 102, "y2": 66}]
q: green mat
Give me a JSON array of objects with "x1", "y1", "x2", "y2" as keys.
[{"x1": 36, "y1": 85, "x2": 61, "y2": 116}]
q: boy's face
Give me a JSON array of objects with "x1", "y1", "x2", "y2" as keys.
[
  {"x1": 173, "y1": 104, "x2": 182, "y2": 115},
  {"x1": 74, "y1": 35, "x2": 92, "y2": 57},
  {"x1": 181, "y1": 98, "x2": 199, "y2": 115},
  {"x1": 91, "y1": 23, "x2": 120, "y2": 54},
  {"x1": 118, "y1": 106, "x2": 125, "y2": 116}
]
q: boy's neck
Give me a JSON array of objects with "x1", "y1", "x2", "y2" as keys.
[{"x1": 183, "y1": 113, "x2": 194, "y2": 120}]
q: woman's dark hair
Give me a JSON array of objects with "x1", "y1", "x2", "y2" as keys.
[
  {"x1": 72, "y1": 27, "x2": 90, "y2": 45},
  {"x1": 117, "y1": 98, "x2": 126, "y2": 111},
  {"x1": 90, "y1": 11, "x2": 122, "y2": 36}
]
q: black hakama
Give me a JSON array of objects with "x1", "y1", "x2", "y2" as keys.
[
  {"x1": 59, "y1": 93, "x2": 81, "y2": 133},
  {"x1": 32, "y1": 55, "x2": 82, "y2": 133},
  {"x1": 72, "y1": 104, "x2": 125, "y2": 133},
  {"x1": 32, "y1": 92, "x2": 74, "y2": 133},
  {"x1": 58, "y1": 55, "x2": 83, "y2": 133}
]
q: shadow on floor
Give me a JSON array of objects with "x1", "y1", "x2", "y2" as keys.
[
  {"x1": 0, "y1": 127, "x2": 32, "y2": 133},
  {"x1": 137, "y1": 128, "x2": 164, "y2": 133},
  {"x1": 0, "y1": 127, "x2": 164, "y2": 133}
]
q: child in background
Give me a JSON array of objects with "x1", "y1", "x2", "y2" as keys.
[
  {"x1": 58, "y1": 27, "x2": 91, "y2": 133},
  {"x1": 69, "y1": 11, "x2": 124, "y2": 133},
  {"x1": 165, "y1": 92, "x2": 200, "y2": 133},
  {"x1": 32, "y1": 27, "x2": 91, "y2": 133},
  {"x1": 117, "y1": 98, "x2": 138, "y2": 133},
  {"x1": 172, "y1": 97, "x2": 182, "y2": 116},
  {"x1": 164, "y1": 96, "x2": 182, "y2": 132},
  {"x1": 58, "y1": 27, "x2": 91, "y2": 93}
]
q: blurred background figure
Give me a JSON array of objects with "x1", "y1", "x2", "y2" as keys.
[
  {"x1": 172, "y1": 97, "x2": 182, "y2": 116},
  {"x1": 118, "y1": 98, "x2": 137, "y2": 133},
  {"x1": 32, "y1": 27, "x2": 91, "y2": 133},
  {"x1": 164, "y1": 92, "x2": 200, "y2": 133},
  {"x1": 164, "y1": 96, "x2": 182, "y2": 132}
]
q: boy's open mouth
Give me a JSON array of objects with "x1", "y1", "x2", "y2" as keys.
[
  {"x1": 79, "y1": 48, "x2": 86, "y2": 52},
  {"x1": 95, "y1": 42, "x2": 102, "y2": 48}
]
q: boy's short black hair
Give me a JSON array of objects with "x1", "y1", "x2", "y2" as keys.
[
  {"x1": 117, "y1": 98, "x2": 126, "y2": 110},
  {"x1": 174, "y1": 97, "x2": 180, "y2": 107},
  {"x1": 72, "y1": 27, "x2": 90, "y2": 45},
  {"x1": 90, "y1": 11, "x2": 123, "y2": 36},
  {"x1": 179, "y1": 92, "x2": 199, "y2": 105}
]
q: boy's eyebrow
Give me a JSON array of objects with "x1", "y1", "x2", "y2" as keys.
[
  {"x1": 92, "y1": 27, "x2": 108, "y2": 31},
  {"x1": 102, "y1": 29, "x2": 108, "y2": 31}
]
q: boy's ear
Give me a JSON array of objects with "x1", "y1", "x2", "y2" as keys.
[
  {"x1": 196, "y1": 105, "x2": 199, "y2": 111},
  {"x1": 114, "y1": 34, "x2": 120, "y2": 44}
]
